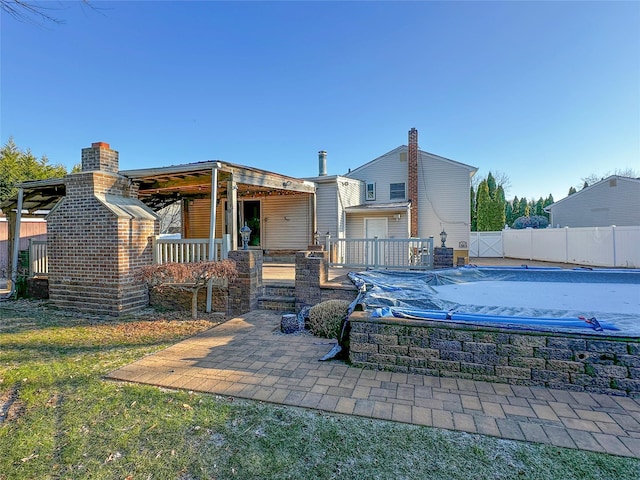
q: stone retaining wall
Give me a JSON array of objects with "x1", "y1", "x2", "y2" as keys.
[{"x1": 349, "y1": 312, "x2": 640, "y2": 397}]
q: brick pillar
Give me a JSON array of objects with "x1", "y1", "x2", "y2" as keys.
[
  {"x1": 294, "y1": 251, "x2": 327, "y2": 311},
  {"x1": 433, "y1": 247, "x2": 454, "y2": 269},
  {"x1": 47, "y1": 142, "x2": 158, "y2": 315},
  {"x1": 408, "y1": 128, "x2": 419, "y2": 237},
  {"x1": 228, "y1": 249, "x2": 263, "y2": 315}
]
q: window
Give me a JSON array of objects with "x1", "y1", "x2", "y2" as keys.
[
  {"x1": 390, "y1": 182, "x2": 405, "y2": 200},
  {"x1": 366, "y1": 182, "x2": 376, "y2": 201}
]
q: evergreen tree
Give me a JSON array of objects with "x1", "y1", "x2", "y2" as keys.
[
  {"x1": 518, "y1": 196, "x2": 529, "y2": 218},
  {"x1": 476, "y1": 180, "x2": 491, "y2": 231},
  {"x1": 494, "y1": 185, "x2": 506, "y2": 229},
  {"x1": 542, "y1": 194, "x2": 554, "y2": 220},
  {"x1": 534, "y1": 197, "x2": 544, "y2": 216},
  {"x1": 470, "y1": 185, "x2": 477, "y2": 231},
  {"x1": 0, "y1": 138, "x2": 67, "y2": 205},
  {"x1": 487, "y1": 172, "x2": 497, "y2": 199},
  {"x1": 505, "y1": 201, "x2": 514, "y2": 228}
]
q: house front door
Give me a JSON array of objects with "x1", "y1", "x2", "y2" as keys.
[{"x1": 364, "y1": 218, "x2": 388, "y2": 265}]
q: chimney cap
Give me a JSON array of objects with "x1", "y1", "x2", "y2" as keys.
[{"x1": 91, "y1": 142, "x2": 111, "y2": 149}]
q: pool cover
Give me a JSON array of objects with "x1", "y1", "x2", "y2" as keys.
[{"x1": 347, "y1": 267, "x2": 640, "y2": 336}]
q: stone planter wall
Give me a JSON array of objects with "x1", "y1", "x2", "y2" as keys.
[{"x1": 349, "y1": 312, "x2": 640, "y2": 397}]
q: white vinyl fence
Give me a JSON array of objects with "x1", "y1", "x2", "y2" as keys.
[{"x1": 470, "y1": 226, "x2": 640, "y2": 268}]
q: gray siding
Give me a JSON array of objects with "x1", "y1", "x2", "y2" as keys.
[{"x1": 549, "y1": 177, "x2": 640, "y2": 227}]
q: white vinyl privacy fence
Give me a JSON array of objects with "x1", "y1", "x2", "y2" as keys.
[{"x1": 470, "y1": 226, "x2": 640, "y2": 268}]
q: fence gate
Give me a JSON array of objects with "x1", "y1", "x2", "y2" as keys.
[{"x1": 469, "y1": 232, "x2": 503, "y2": 257}]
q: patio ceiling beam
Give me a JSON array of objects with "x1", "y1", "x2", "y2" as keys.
[{"x1": 144, "y1": 174, "x2": 212, "y2": 190}]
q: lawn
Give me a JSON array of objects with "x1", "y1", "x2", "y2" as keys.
[{"x1": 1, "y1": 300, "x2": 639, "y2": 480}]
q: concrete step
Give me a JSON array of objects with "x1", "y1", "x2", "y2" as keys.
[
  {"x1": 263, "y1": 285, "x2": 295, "y2": 298},
  {"x1": 257, "y1": 295, "x2": 296, "y2": 312}
]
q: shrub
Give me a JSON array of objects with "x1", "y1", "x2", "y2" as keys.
[
  {"x1": 307, "y1": 299, "x2": 351, "y2": 339},
  {"x1": 512, "y1": 215, "x2": 549, "y2": 229}
]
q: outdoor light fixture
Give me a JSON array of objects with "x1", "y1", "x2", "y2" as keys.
[
  {"x1": 240, "y1": 222, "x2": 252, "y2": 250},
  {"x1": 440, "y1": 229, "x2": 448, "y2": 248}
]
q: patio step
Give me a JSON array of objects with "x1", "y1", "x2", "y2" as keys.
[{"x1": 258, "y1": 284, "x2": 296, "y2": 313}]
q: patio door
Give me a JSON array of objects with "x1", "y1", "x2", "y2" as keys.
[{"x1": 238, "y1": 200, "x2": 261, "y2": 247}]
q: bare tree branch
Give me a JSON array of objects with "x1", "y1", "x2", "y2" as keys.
[{"x1": 1, "y1": 0, "x2": 96, "y2": 26}]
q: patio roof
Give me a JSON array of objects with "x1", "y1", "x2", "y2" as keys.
[{"x1": 1, "y1": 161, "x2": 316, "y2": 214}]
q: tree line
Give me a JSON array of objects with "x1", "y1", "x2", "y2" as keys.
[{"x1": 471, "y1": 168, "x2": 638, "y2": 232}]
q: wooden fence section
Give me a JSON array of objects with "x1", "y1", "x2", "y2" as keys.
[{"x1": 0, "y1": 218, "x2": 47, "y2": 278}]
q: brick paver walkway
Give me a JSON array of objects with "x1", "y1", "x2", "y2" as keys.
[{"x1": 107, "y1": 311, "x2": 640, "y2": 458}]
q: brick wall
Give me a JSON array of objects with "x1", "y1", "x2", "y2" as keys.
[
  {"x1": 349, "y1": 313, "x2": 640, "y2": 397},
  {"x1": 408, "y1": 128, "x2": 418, "y2": 237}
]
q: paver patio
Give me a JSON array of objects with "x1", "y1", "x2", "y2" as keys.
[{"x1": 107, "y1": 310, "x2": 640, "y2": 459}]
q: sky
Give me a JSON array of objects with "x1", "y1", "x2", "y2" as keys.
[{"x1": 1, "y1": 1, "x2": 639, "y2": 204}]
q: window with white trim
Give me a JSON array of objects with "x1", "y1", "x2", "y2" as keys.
[
  {"x1": 390, "y1": 182, "x2": 405, "y2": 200},
  {"x1": 366, "y1": 182, "x2": 376, "y2": 201}
]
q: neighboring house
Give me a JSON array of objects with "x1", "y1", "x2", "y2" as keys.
[
  {"x1": 306, "y1": 129, "x2": 477, "y2": 263},
  {"x1": 544, "y1": 175, "x2": 640, "y2": 228}
]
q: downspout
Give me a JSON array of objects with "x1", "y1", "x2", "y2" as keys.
[
  {"x1": 7, "y1": 188, "x2": 24, "y2": 299},
  {"x1": 206, "y1": 164, "x2": 220, "y2": 313}
]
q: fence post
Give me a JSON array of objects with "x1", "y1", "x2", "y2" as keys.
[
  {"x1": 373, "y1": 236, "x2": 379, "y2": 268},
  {"x1": 612, "y1": 225, "x2": 617, "y2": 267},
  {"x1": 564, "y1": 227, "x2": 569, "y2": 263},
  {"x1": 152, "y1": 236, "x2": 159, "y2": 264},
  {"x1": 28, "y1": 238, "x2": 34, "y2": 277}
]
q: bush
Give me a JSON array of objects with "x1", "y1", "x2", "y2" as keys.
[
  {"x1": 512, "y1": 215, "x2": 549, "y2": 229},
  {"x1": 307, "y1": 299, "x2": 351, "y2": 339}
]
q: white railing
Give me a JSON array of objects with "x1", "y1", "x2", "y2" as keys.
[
  {"x1": 153, "y1": 235, "x2": 231, "y2": 264},
  {"x1": 326, "y1": 236, "x2": 434, "y2": 269},
  {"x1": 29, "y1": 239, "x2": 48, "y2": 276}
]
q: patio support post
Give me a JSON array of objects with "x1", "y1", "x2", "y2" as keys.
[
  {"x1": 228, "y1": 176, "x2": 238, "y2": 251},
  {"x1": 206, "y1": 166, "x2": 219, "y2": 313},
  {"x1": 9, "y1": 187, "x2": 24, "y2": 298}
]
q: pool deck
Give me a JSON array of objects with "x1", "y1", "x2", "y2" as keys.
[{"x1": 108, "y1": 256, "x2": 640, "y2": 459}]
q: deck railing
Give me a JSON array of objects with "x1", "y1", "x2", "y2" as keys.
[
  {"x1": 326, "y1": 236, "x2": 434, "y2": 270},
  {"x1": 152, "y1": 235, "x2": 231, "y2": 264},
  {"x1": 29, "y1": 239, "x2": 48, "y2": 276}
]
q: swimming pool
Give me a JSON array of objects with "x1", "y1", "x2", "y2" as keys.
[
  {"x1": 348, "y1": 266, "x2": 640, "y2": 337},
  {"x1": 344, "y1": 266, "x2": 640, "y2": 395}
]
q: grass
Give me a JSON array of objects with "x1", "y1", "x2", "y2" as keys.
[{"x1": 1, "y1": 300, "x2": 639, "y2": 480}]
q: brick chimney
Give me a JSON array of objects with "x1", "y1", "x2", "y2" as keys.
[
  {"x1": 81, "y1": 142, "x2": 119, "y2": 173},
  {"x1": 408, "y1": 128, "x2": 419, "y2": 237},
  {"x1": 318, "y1": 150, "x2": 327, "y2": 176},
  {"x1": 47, "y1": 142, "x2": 158, "y2": 315}
]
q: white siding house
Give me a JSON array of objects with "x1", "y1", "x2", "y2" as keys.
[
  {"x1": 545, "y1": 176, "x2": 640, "y2": 228},
  {"x1": 343, "y1": 143, "x2": 477, "y2": 260}
]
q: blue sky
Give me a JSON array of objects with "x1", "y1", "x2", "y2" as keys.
[{"x1": 1, "y1": 1, "x2": 638, "y2": 203}]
